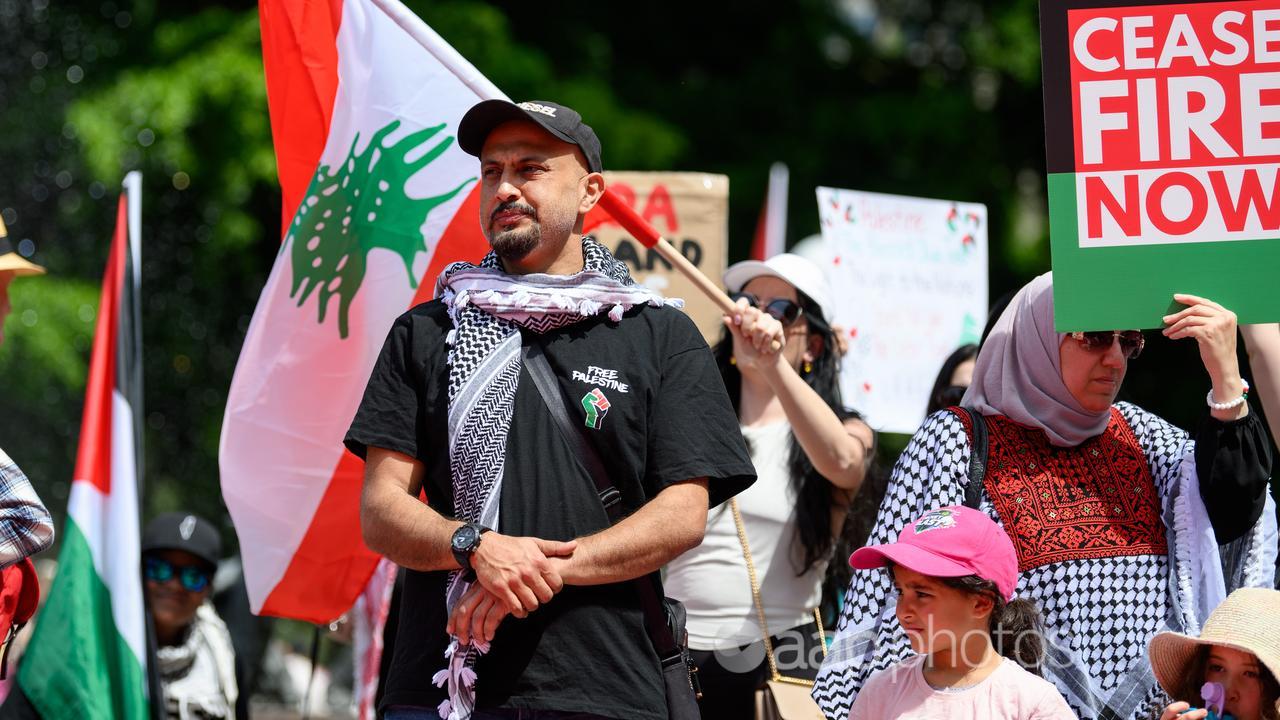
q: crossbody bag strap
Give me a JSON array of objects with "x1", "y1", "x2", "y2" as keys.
[
  {"x1": 728, "y1": 498, "x2": 826, "y2": 687},
  {"x1": 950, "y1": 406, "x2": 989, "y2": 510},
  {"x1": 522, "y1": 340, "x2": 621, "y2": 519},
  {"x1": 520, "y1": 339, "x2": 680, "y2": 660}
]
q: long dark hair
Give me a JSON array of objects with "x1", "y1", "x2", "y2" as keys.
[
  {"x1": 713, "y1": 288, "x2": 869, "y2": 577},
  {"x1": 939, "y1": 575, "x2": 1045, "y2": 675},
  {"x1": 1171, "y1": 645, "x2": 1280, "y2": 719},
  {"x1": 925, "y1": 343, "x2": 979, "y2": 417}
]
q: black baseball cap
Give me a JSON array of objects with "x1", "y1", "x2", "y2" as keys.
[
  {"x1": 142, "y1": 512, "x2": 222, "y2": 570},
  {"x1": 458, "y1": 99, "x2": 603, "y2": 173}
]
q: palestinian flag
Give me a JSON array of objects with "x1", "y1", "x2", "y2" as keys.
[
  {"x1": 18, "y1": 173, "x2": 149, "y2": 718},
  {"x1": 220, "y1": 0, "x2": 504, "y2": 622}
]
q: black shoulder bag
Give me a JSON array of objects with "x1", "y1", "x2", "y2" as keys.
[
  {"x1": 521, "y1": 339, "x2": 702, "y2": 720},
  {"x1": 949, "y1": 406, "x2": 989, "y2": 510}
]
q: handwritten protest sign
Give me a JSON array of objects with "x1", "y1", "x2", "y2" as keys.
[
  {"x1": 584, "y1": 172, "x2": 729, "y2": 342},
  {"x1": 1042, "y1": 1, "x2": 1280, "y2": 330},
  {"x1": 816, "y1": 187, "x2": 988, "y2": 434}
]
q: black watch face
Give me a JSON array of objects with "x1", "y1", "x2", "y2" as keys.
[{"x1": 453, "y1": 525, "x2": 477, "y2": 551}]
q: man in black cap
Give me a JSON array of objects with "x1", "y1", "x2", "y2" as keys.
[
  {"x1": 347, "y1": 100, "x2": 755, "y2": 719},
  {"x1": 141, "y1": 512, "x2": 243, "y2": 720}
]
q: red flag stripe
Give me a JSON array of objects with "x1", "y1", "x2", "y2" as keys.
[
  {"x1": 260, "y1": 0, "x2": 343, "y2": 238},
  {"x1": 259, "y1": 186, "x2": 488, "y2": 622},
  {"x1": 72, "y1": 196, "x2": 126, "y2": 494},
  {"x1": 749, "y1": 196, "x2": 769, "y2": 262},
  {"x1": 260, "y1": 452, "x2": 371, "y2": 620}
]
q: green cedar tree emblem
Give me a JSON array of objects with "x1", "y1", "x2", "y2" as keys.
[{"x1": 287, "y1": 119, "x2": 475, "y2": 338}]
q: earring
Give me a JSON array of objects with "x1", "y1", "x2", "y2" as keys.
[
  {"x1": 803, "y1": 360, "x2": 812, "y2": 374},
  {"x1": 729, "y1": 357, "x2": 737, "y2": 366}
]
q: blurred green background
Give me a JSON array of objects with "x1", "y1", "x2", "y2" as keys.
[{"x1": 0, "y1": 0, "x2": 1263, "y2": 552}]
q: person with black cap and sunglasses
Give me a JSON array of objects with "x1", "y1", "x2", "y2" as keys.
[
  {"x1": 141, "y1": 512, "x2": 242, "y2": 720},
  {"x1": 815, "y1": 272, "x2": 1275, "y2": 720},
  {"x1": 662, "y1": 252, "x2": 875, "y2": 718},
  {"x1": 346, "y1": 99, "x2": 754, "y2": 720}
]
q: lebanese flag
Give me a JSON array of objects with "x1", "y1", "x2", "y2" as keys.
[
  {"x1": 18, "y1": 173, "x2": 149, "y2": 718},
  {"x1": 749, "y1": 162, "x2": 789, "y2": 260},
  {"x1": 220, "y1": 0, "x2": 506, "y2": 622}
]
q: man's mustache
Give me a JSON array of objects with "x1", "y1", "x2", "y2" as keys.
[{"x1": 491, "y1": 201, "x2": 537, "y2": 223}]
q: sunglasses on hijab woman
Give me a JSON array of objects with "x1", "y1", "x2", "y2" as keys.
[{"x1": 1068, "y1": 330, "x2": 1145, "y2": 360}]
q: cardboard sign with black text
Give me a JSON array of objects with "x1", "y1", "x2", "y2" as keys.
[
  {"x1": 1041, "y1": 1, "x2": 1280, "y2": 330},
  {"x1": 583, "y1": 172, "x2": 729, "y2": 343}
]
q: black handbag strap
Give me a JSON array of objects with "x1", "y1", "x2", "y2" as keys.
[
  {"x1": 521, "y1": 339, "x2": 681, "y2": 660},
  {"x1": 521, "y1": 340, "x2": 622, "y2": 517},
  {"x1": 950, "y1": 406, "x2": 989, "y2": 510}
]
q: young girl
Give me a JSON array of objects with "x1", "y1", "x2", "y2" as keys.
[
  {"x1": 1150, "y1": 587, "x2": 1280, "y2": 720},
  {"x1": 846, "y1": 506, "x2": 1075, "y2": 719}
]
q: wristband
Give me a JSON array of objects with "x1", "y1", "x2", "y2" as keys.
[{"x1": 1206, "y1": 379, "x2": 1250, "y2": 411}]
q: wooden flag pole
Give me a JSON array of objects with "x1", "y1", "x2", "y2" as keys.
[{"x1": 597, "y1": 188, "x2": 781, "y2": 350}]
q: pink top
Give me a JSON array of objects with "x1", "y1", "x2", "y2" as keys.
[{"x1": 848, "y1": 655, "x2": 1077, "y2": 720}]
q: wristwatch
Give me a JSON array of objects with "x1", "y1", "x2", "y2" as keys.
[{"x1": 450, "y1": 522, "x2": 490, "y2": 579}]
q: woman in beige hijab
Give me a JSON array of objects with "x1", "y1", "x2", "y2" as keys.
[{"x1": 815, "y1": 272, "x2": 1276, "y2": 720}]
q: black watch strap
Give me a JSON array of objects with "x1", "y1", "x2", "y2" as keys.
[{"x1": 451, "y1": 522, "x2": 489, "y2": 577}]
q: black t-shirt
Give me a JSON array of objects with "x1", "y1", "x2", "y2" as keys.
[{"x1": 344, "y1": 299, "x2": 755, "y2": 720}]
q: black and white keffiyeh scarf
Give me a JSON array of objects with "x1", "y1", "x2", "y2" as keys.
[
  {"x1": 156, "y1": 604, "x2": 239, "y2": 720},
  {"x1": 430, "y1": 237, "x2": 680, "y2": 720}
]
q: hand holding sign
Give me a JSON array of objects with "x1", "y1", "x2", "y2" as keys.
[
  {"x1": 1162, "y1": 293, "x2": 1248, "y2": 420},
  {"x1": 723, "y1": 298, "x2": 786, "y2": 371}
]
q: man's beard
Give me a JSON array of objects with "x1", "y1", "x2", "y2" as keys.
[
  {"x1": 490, "y1": 223, "x2": 540, "y2": 262},
  {"x1": 488, "y1": 202, "x2": 541, "y2": 261}
]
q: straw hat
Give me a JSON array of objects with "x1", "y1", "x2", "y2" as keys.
[
  {"x1": 1149, "y1": 588, "x2": 1280, "y2": 696},
  {"x1": 0, "y1": 217, "x2": 45, "y2": 276}
]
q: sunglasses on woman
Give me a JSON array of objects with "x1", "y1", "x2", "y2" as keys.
[
  {"x1": 143, "y1": 557, "x2": 212, "y2": 593},
  {"x1": 1068, "y1": 330, "x2": 1145, "y2": 360},
  {"x1": 728, "y1": 292, "x2": 805, "y2": 327}
]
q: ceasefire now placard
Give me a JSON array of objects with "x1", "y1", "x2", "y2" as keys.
[{"x1": 1041, "y1": 0, "x2": 1280, "y2": 330}]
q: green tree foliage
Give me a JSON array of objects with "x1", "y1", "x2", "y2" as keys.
[
  {"x1": 0, "y1": 0, "x2": 1261, "y2": 556},
  {"x1": 0, "y1": 277, "x2": 98, "y2": 506},
  {"x1": 0, "y1": 1, "x2": 280, "y2": 532}
]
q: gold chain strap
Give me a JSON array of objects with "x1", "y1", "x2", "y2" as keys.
[{"x1": 729, "y1": 499, "x2": 827, "y2": 687}]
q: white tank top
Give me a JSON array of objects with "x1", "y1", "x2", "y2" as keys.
[{"x1": 664, "y1": 421, "x2": 827, "y2": 650}]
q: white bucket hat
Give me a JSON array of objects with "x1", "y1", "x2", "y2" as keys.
[{"x1": 722, "y1": 253, "x2": 833, "y2": 322}]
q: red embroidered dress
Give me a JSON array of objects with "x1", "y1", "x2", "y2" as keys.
[{"x1": 964, "y1": 408, "x2": 1168, "y2": 572}]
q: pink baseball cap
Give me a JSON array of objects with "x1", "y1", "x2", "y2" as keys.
[{"x1": 849, "y1": 506, "x2": 1019, "y2": 601}]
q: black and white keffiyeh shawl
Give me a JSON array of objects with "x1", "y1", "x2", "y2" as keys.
[
  {"x1": 811, "y1": 404, "x2": 1277, "y2": 720},
  {"x1": 430, "y1": 236, "x2": 681, "y2": 720}
]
